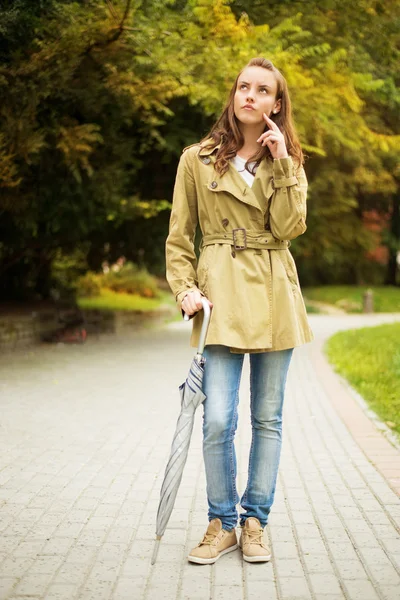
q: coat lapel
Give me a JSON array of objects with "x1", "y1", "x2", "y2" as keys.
[{"x1": 200, "y1": 146, "x2": 274, "y2": 214}]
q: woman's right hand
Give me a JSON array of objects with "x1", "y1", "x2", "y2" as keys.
[{"x1": 182, "y1": 290, "x2": 213, "y2": 316}]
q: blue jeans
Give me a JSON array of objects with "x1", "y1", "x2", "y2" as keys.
[{"x1": 201, "y1": 345, "x2": 294, "y2": 530}]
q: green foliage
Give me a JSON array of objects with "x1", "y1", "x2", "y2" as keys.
[
  {"x1": 326, "y1": 323, "x2": 400, "y2": 437},
  {"x1": 77, "y1": 287, "x2": 166, "y2": 312},
  {"x1": 76, "y1": 271, "x2": 102, "y2": 298},
  {"x1": 103, "y1": 261, "x2": 160, "y2": 298},
  {"x1": 303, "y1": 285, "x2": 400, "y2": 313},
  {"x1": 77, "y1": 260, "x2": 160, "y2": 299},
  {"x1": 231, "y1": 0, "x2": 400, "y2": 284},
  {"x1": 0, "y1": 0, "x2": 399, "y2": 298}
]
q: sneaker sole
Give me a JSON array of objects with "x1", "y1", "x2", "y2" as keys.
[
  {"x1": 188, "y1": 543, "x2": 238, "y2": 565},
  {"x1": 242, "y1": 553, "x2": 272, "y2": 563}
]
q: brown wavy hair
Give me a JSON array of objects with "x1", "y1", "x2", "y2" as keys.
[{"x1": 199, "y1": 57, "x2": 305, "y2": 176}]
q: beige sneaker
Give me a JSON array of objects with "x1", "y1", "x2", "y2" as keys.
[
  {"x1": 239, "y1": 517, "x2": 271, "y2": 562},
  {"x1": 188, "y1": 518, "x2": 238, "y2": 564}
]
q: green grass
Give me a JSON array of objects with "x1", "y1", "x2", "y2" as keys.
[
  {"x1": 77, "y1": 288, "x2": 173, "y2": 312},
  {"x1": 303, "y1": 285, "x2": 400, "y2": 313},
  {"x1": 325, "y1": 323, "x2": 400, "y2": 437},
  {"x1": 304, "y1": 303, "x2": 321, "y2": 314}
]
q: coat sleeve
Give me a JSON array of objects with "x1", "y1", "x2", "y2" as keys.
[
  {"x1": 165, "y1": 148, "x2": 204, "y2": 317},
  {"x1": 268, "y1": 156, "x2": 308, "y2": 241}
]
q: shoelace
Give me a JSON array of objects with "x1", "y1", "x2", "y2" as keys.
[
  {"x1": 199, "y1": 530, "x2": 223, "y2": 546},
  {"x1": 245, "y1": 528, "x2": 266, "y2": 546}
]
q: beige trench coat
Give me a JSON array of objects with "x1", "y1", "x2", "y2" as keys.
[{"x1": 165, "y1": 139, "x2": 314, "y2": 353}]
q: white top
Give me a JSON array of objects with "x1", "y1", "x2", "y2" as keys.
[{"x1": 231, "y1": 154, "x2": 258, "y2": 187}]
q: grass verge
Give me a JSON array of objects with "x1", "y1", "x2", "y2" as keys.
[
  {"x1": 325, "y1": 323, "x2": 400, "y2": 438},
  {"x1": 303, "y1": 285, "x2": 400, "y2": 313},
  {"x1": 77, "y1": 288, "x2": 174, "y2": 312}
]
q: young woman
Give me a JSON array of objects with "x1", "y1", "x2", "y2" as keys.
[{"x1": 165, "y1": 57, "x2": 314, "y2": 564}]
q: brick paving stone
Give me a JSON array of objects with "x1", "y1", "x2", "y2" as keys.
[
  {"x1": 0, "y1": 579, "x2": 18, "y2": 598},
  {"x1": 243, "y1": 563, "x2": 275, "y2": 581},
  {"x1": 308, "y1": 573, "x2": 343, "y2": 595},
  {"x1": 278, "y1": 576, "x2": 312, "y2": 599},
  {"x1": 310, "y1": 596, "x2": 346, "y2": 600},
  {"x1": 302, "y1": 552, "x2": 334, "y2": 574},
  {"x1": 367, "y1": 561, "x2": 400, "y2": 586},
  {"x1": 320, "y1": 527, "x2": 352, "y2": 545},
  {"x1": 274, "y1": 557, "x2": 306, "y2": 578},
  {"x1": 246, "y1": 579, "x2": 278, "y2": 599},
  {"x1": 272, "y1": 540, "x2": 302, "y2": 559},
  {"x1": 112, "y1": 578, "x2": 146, "y2": 600},
  {"x1": 43, "y1": 583, "x2": 81, "y2": 600},
  {"x1": 342, "y1": 579, "x2": 380, "y2": 600},
  {"x1": 298, "y1": 536, "x2": 327, "y2": 555},
  {"x1": 1, "y1": 314, "x2": 400, "y2": 600},
  {"x1": 27, "y1": 555, "x2": 64, "y2": 575},
  {"x1": 0, "y1": 556, "x2": 35, "y2": 578},
  {"x1": 8, "y1": 597, "x2": 39, "y2": 600},
  {"x1": 54, "y1": 563, "x2": 90, "y2": 588},
  {"x1": 381, "y1": 538, "x2": 400, "y2": 554},
  {"x1": 180, "y1": 567, "x2": 212, "y2": 592},
  {"x1": 146, "y1": 582, "x2": 180, "y2": 599},
  {"x1": 378, "y1": 584, "x2": 400, "y2": 600},
  {"x1": 212, "y1": 585, "x2": 244, "y2": 600},
  {"x1": 147, "y1": 561, "x2": 181, "y2": 587},
  {"x1": 13, "y1": 572, "x2": 54, "y2": 596},
  {"x1": 13, "y1": 539, "x2": 46, "y2": 557},
  {"x1": 334, "y1": 559, "x2": 368, "y2": 580},
  {"x1": 269, "y1": 525, "x2": 296, "y2": 543},
  {"x1": 118, "y1": 557, "x2": 150, "y2": 580},
  {"x1": 213, "y1": 555, "x2": 243, "y2": 586},
  {"x1": 325, "y1": 541, "x2": 360, "y2": 563},
  {"x1": 359, "y1": 545, "x2": 395, "y2": 565},
  {"x1": 78, "y1": 578, "x2": 114, "y2": 600},
  {"x1": 88, "y1": 560, "x2": 121, "y2": 582},
  {"x1": 40, "y1": 536, "x2": 75, "y2": 556}
]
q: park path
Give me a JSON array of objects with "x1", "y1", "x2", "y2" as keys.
[{"x1": 0, "y1": 313, "x2": 399, "y2": 600}]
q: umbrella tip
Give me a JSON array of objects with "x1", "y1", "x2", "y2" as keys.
[{"x1": 151, "y1": 536, "x2": 162, "y2": 565}]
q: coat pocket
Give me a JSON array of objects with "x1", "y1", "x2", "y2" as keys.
[
  {"x1": 276, "y1": 250, "x2": 299, "y2": 292},
  {"x1": 197, "y1": 245, "x2": 214, "y2": 297}
]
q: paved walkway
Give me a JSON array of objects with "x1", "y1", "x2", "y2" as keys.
[{"x1": 0, "y1": 313, "x2": 399, "y2": 600}]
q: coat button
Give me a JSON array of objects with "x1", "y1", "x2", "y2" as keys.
[
  {"x1": 201, "y1": 156, "x2": 211, "y2": 164},
  {"x1": 231, "y1": 250, "x2": 236, "y2": 258},
  {"x1": 210, "y1": 181, "x2": 218, "y2": 189},
  {"x1": 222, "y1": 218, "x2": 229, "y2": 227}
]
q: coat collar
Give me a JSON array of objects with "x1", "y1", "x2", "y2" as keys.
[
  {"x1": 198, "y1": 141, "x2": 274, "y2": 213},
  {"x1": 206, "y1": 158, "x2": 274, "y2": 214},
  {"x1": 198, "y1": 138, "x2": 222, "y2": 157}
]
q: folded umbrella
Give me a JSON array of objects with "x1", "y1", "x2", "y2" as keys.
[{"x1": 151, "y1": 298, "x2": 212, "y2": 565}]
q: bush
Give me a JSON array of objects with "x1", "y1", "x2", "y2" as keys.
[
  {"x1": 76, "y1": 261, "x2": 160, "y2": 299},
  {"x1": 103, "y1": 262, "x2": 159, "y2": 298},
  {"x1": 76, "y1": 272, "x2": 102, "y2": 297},
  {"x1": 51, "y1": 247, "x2": 89, "y2": 298}
]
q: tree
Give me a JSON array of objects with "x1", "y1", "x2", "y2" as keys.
[{"x1": 231, "y1": 0, "x2": 400, "y2": 284}]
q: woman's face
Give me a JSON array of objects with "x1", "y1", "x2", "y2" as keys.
[{"x1": 233, "y1": 66, "x2": 280, "y2": 126}]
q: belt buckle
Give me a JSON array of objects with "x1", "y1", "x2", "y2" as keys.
[{"x1": 232, "y1": 228, "x2": 247, "y2": 250}]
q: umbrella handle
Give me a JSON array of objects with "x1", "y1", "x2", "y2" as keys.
[{"x1": 183, "y1": 297, "x2": 212, "y2": 356}]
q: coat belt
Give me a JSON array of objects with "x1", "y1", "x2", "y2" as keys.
[{"x1": 201, "y1": 229, "x2": 291, "y2": 251}]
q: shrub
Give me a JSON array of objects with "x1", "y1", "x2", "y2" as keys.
[
  {"x1": 76, "y1": 272, "x2": 102, "y2": 297},
  {"x1": 103, "y1": 262, "x2": 159, "y2": 298}
]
